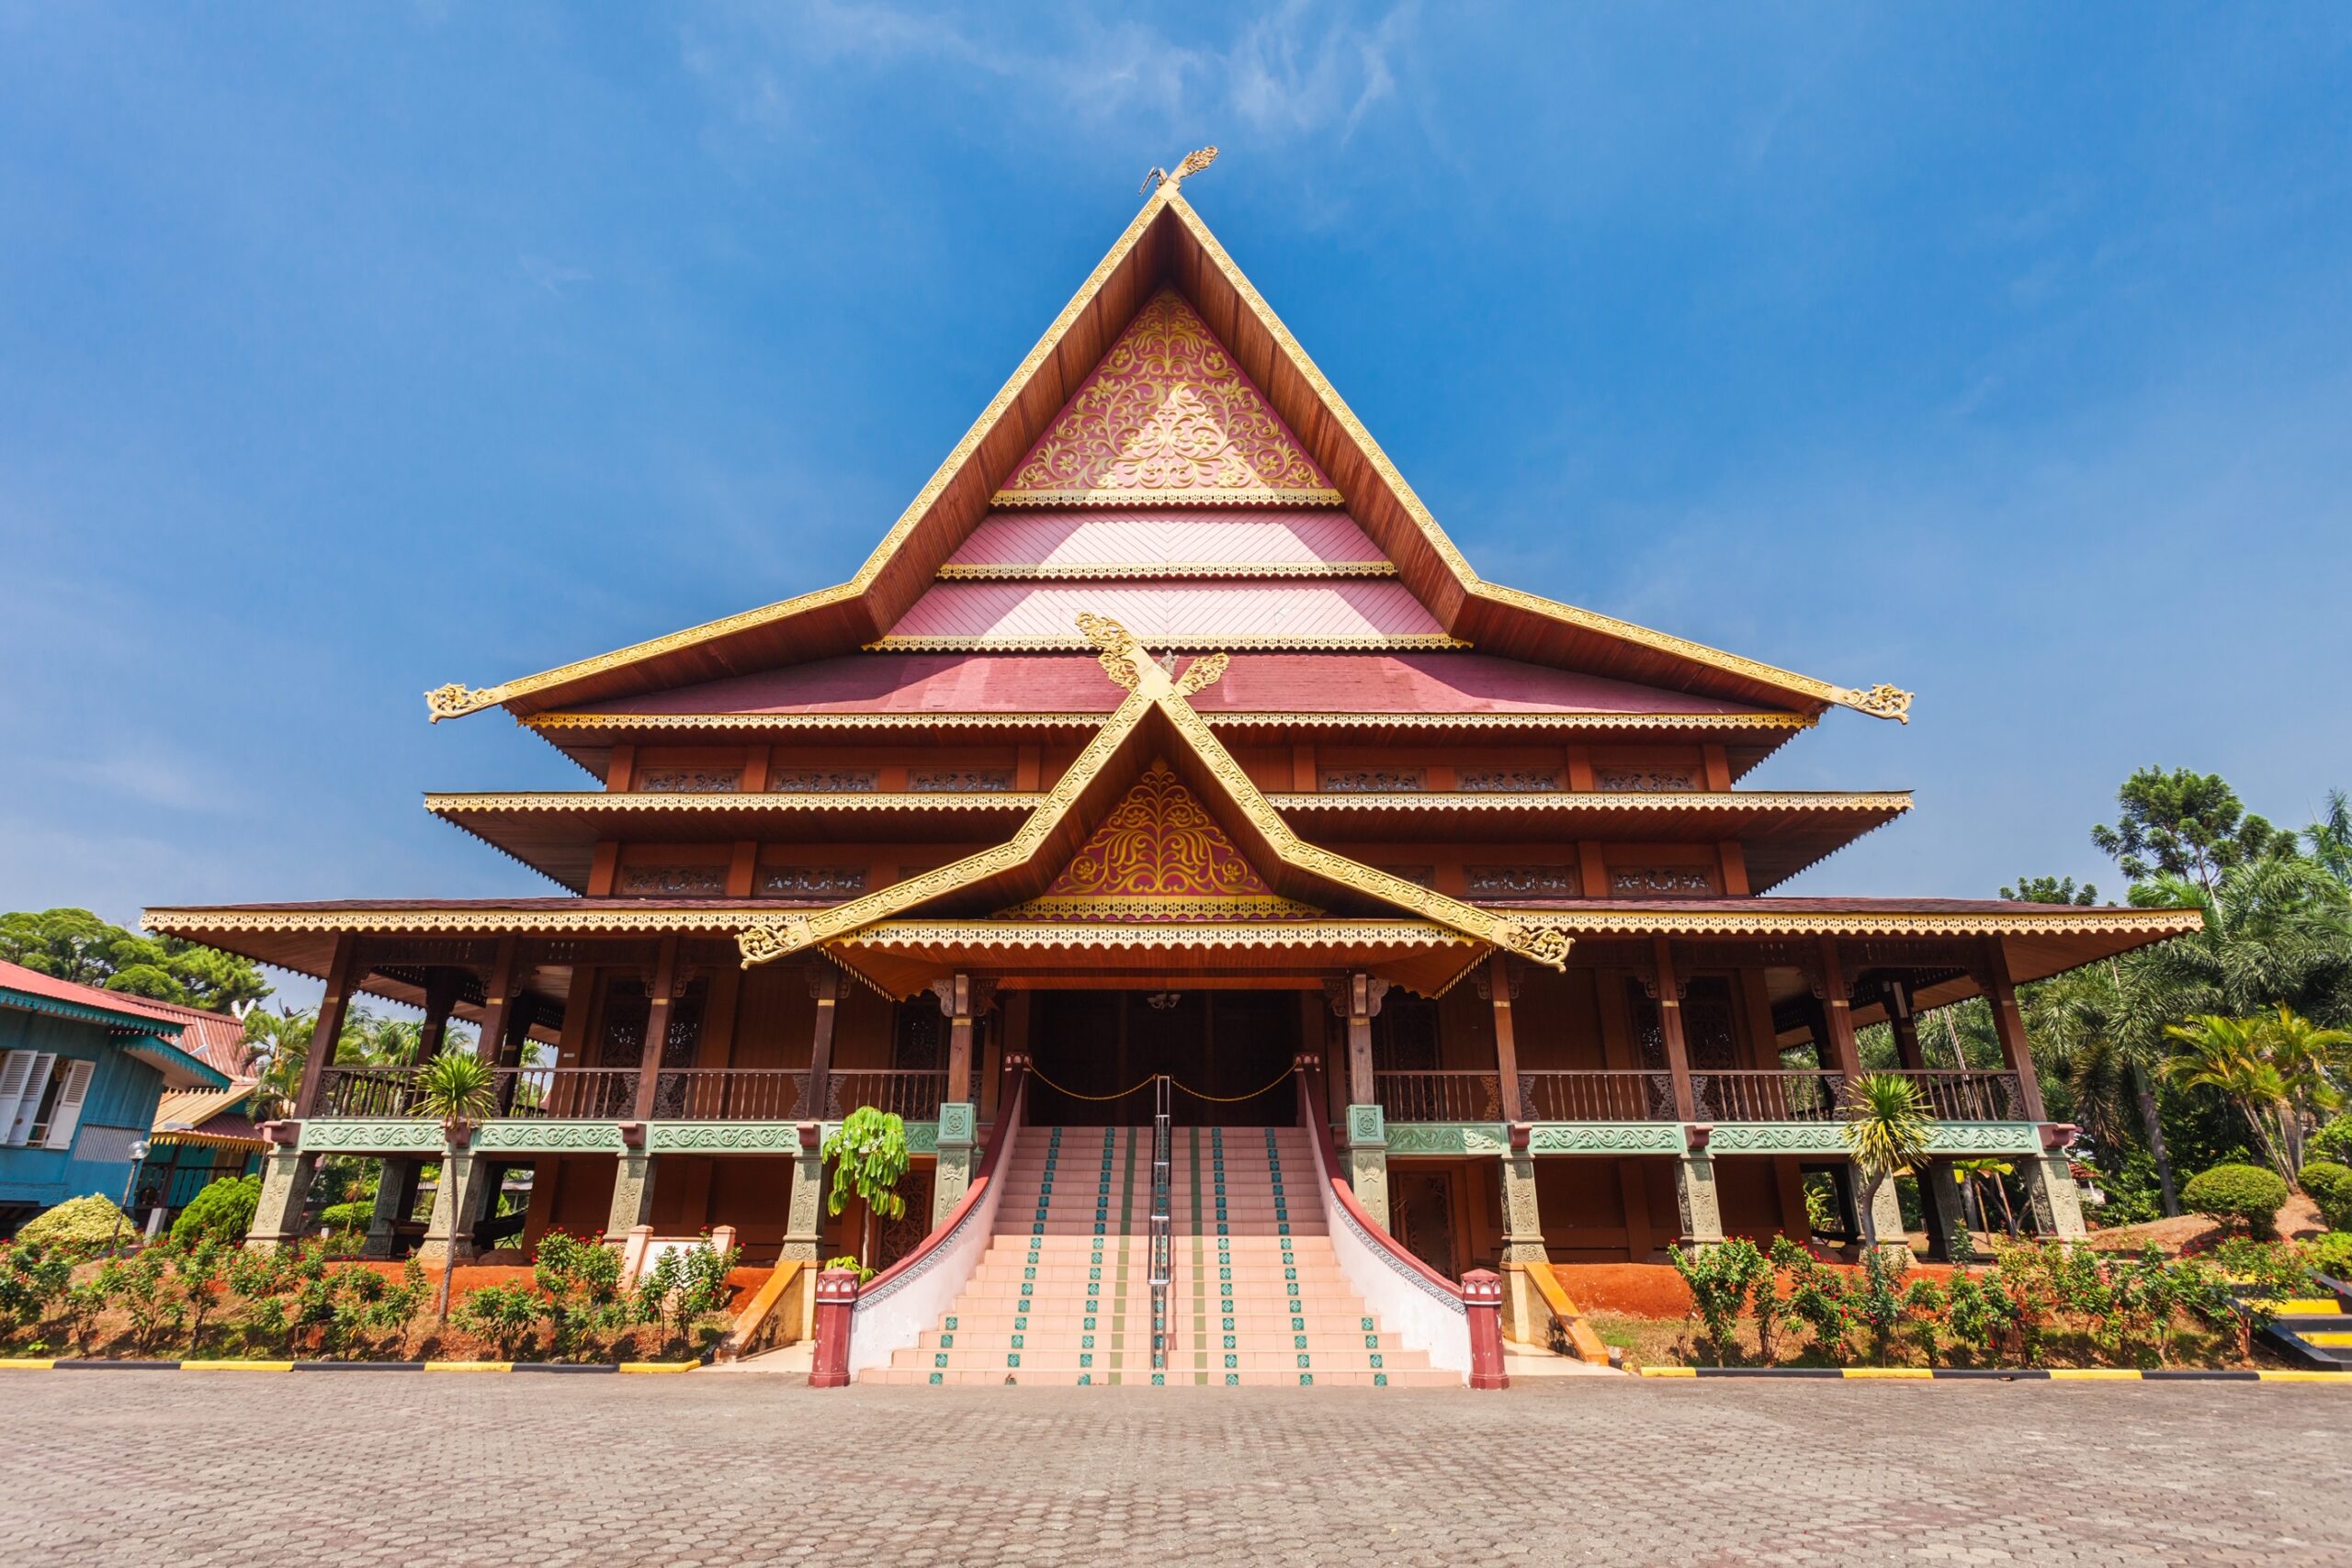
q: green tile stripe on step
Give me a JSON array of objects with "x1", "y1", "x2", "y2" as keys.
[
  {"x1": 1191, "y1": 1125, "x2": 1209, "y2": 1384},
  {"x1": 1109, "y1": 1126, "x2": 1136, "y2": 1382},
  {"x1": 1266, "y1": 1129, "x2": 1307, "y2": 1382}
]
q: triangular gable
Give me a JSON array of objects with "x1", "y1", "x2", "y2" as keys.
[
  {"x1": 427, "y1": 159, "x2": 1905, "y2": 725},
  {"x1": 993, "y1": 288, "x2": 1340, "y2": 507},
  {"x1": 1003, "y1": 760, "x2": 1317, "y2": 920},
  {"x1": 734, "y1": 614, "x2": 1572, "y2": 976}
]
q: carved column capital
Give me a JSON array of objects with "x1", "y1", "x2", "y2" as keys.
[{"x1": 1324, "y1": 973, "x2": 1391, "y2": 1021}]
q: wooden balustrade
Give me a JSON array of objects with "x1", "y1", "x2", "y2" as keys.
[
  {"x1": 1516, "y1": 1069, "x2": 1674, "y2": 1122},
  {"x1": 315, "y1": 1066, "x2": 425, "y2": 1119},
  {"x1": 1899, "y1": 1070, "x2": 2026, "y2": 1122},
  {"x1": 1373, "y1": 1070, "x2": 1507, "y2": 1122},
  {"x1": 1699, "y1": 1070, "x2": 1849, "y2": 1122},
  {"x1": 650, "y1": 1068, "x2": 810, "y2": 1122},
  {"x1": 499, "y1": 1066, "x2": 636, "y2": 1121},
  {"x1": 824, "y1": 1069, "x2": 949, "y2": 1122}
]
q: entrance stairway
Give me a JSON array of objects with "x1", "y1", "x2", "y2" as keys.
[{"x1": 865, "y1": 1124, "x2": 1454, "y2": 1386}]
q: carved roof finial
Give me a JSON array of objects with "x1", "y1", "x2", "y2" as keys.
[{"x1": 1140, "y1": 145, "x2": 1218, "y2": 196}]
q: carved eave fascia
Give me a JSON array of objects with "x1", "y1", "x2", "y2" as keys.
[
  {"x1": 523, "y1": 707, "x2": 1814, "y2": 738},
  {"x1": 1510, "y1": 906, "x2": 2204, "y2": 941},
  {"x1": 733, "y1": 615, "x2": 1573, "y2": 975},
  {"x1": 427, "y1": 178, "x2": 1903, "y2": 726},
  {"x1": 1267, "y1": 790, "x2": 1913, "y2": 815}
]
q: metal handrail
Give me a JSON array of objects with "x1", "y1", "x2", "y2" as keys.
[{"x1": 1149, "y1": 1074, "x2": 1172, "y2": 1373}]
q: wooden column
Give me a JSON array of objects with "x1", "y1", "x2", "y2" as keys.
[
  {"x1": 416, "y1": 967, "x2": 464, "y2": 1061},
  {"x1": 1883, "y1": 978, "x2": 1927, "y2": 1071},
  {"x1": 1981, "y1": 939, "x2": 2051, "y2": 1123},
  {"x1": 1485, "y1": 953, "x2": 1524, "y2": 1122},
  {"x1": 1651, "y1": 937, "x2": 1696, "y2": 1122},
  {"x1": 935, "y1": 973, "x2": 976, "y2": 1105},
  {"x1": 1345, "y1": 973, "x2": 1383, "y2": 1108},
  {"x1": 471, "y1": 937, "x2": 521, "y2": 1064},
  {"x1": 293, "y1": 933, "x2": 362, "y2": 1119},
  {"x1": 804, "y1": 964, "x2": 840, "y2": 1118},
  {"x1": 631, "y1": 935, "x2": 680, "y2": 1122},
  {"x1": 1815, "y1": 936, "x2": 1862, "y2": 1077}
]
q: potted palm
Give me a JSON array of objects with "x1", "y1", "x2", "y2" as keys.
[
  {"x1": 1842, "y1": 1072, "x2": 1933, "y2": 1260},
  {"x1": 412, "y1": 1049, "x2": 498, "y2": 1320}
]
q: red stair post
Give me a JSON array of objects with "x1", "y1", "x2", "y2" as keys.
[
  {"x1": 1463, "y1": 1269, "x2": 1509, "y2": 1390},
  {"x1": 810, "y1": 1267, "x2": 860, "y2": 1388}
]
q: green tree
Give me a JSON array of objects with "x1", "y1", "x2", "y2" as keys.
[
  {"x1": 2306, "y1": 789, "x2": 2352, "y2": 890},
  {"x1": 2091, "y1": 768, "x2": 2299, "y2": 894},
  {"x1": 822, "y1": 1106, "x2": 910, "y2": 1275},
  {"x1": 0, "y1": 908, "x2": 271, "y2": 1012},
  {"x1": 2001, "y1": 875, "x2": 2098, "y2": 906},
  {"x1": 411, "y1": 1050, "x2": 497, "y2": 1320},
  {"x1": 2163, "y1": 1014, "x2": 2297, "y2": 1180},
  {"x1": 1842, "y1": 1073, "x2": 1934, "y2": 1257}
]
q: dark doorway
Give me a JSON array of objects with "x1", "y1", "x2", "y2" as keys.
[{"x1": 1029, "y1": 990, "x2": 1302, "y2": 1126}]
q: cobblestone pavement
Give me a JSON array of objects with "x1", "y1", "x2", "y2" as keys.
[{"x1": 3, "y1": 1373, "x2": 2346, "y2": 1566}]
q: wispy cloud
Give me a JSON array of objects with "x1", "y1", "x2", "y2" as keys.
[{"x1": 679, "y1": 0, "x2": 1418, "y2": 148}]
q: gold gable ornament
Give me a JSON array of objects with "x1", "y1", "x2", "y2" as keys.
[
  {"x1": 1140, "y1": 145, "x2": 1218, "y2": 196},
  {"x1": 1844, "y1": 683, "x2": 1916, "y2": 724}
]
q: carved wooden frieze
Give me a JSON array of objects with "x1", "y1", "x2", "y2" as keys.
[
  {"x1": 909, "y1": 769, "x2": 1015, "y2": 793},
  {"x1": 617, "y1": 864, "x2": 729, "y2": 897},
  {"x1": 636, "y1": 769, "x2": 743, "y2": 795},
  {"x1": 768, "y1": 769, "x2": 880, "y2": 794},
  {"x1": 1320, "y1": 769, "x2": 1424, "y2": 794},
  {"x1": 1465, "y1": 865, "x2": 1579, "y2": 900},
  {"x1": 1611, "y1": 866, "x2": 1716, "y2": 897},
  {"x1": 1458, "y1": 769, "x2": 1562, "y2": 793},
  {"x1": 1596, "y1": 767, "x2": 1699, "y2": 793},
  {"x1": 758, "y1": 866, "x2": 869, "y2": 898}
]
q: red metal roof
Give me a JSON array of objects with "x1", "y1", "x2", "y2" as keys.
[
  {"x1": 944, "y1": 510, "x2": 1386, "y2": 573},
  {"x1": 563, "y1": 652, "x2": 1779, "y2": 720},
  {"x1": 880, "y1": 580, "x2": 1448, "y2": 645}
]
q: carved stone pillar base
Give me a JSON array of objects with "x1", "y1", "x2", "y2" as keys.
[
  {"x1": 605, "y1": 1149, "x2": 657, "y2": 1244},
  {"x1": 246, "y1": 1148, "x2": 318, "y2": 1250},
  {"x1": 1673, "y1": 1153, "x2": 1724, "y2": 1247},
  {"x1": 1861, "y1": 1172, "x2": 1911, "y2": 1265},
  {"x1": 362, "y1": 1156, "x2": 413, "y2": 1259},
  {"x1": 2020, "y1": 1150, "x2": 2087, "y2": 1241},
  {"x1": 782, "y1": 1134, "x2": 824, "y2": 1263},
  {"x1": 418, "y1": 1149, "x2": 491, "y2": 1267},
  {"x1": 1919, "y1": 1159, "x2": 1975, "y2": 1263},
  {"x1": 932, "y1": 1101, "x2": 977, "y2": 1228},
  {"x1": 1344, "y1": 1104, "x2": 1390, "y2": 1231},
  {"x1": 1498, "y1": 1150, "x2": 1546, "y2": 1265}
]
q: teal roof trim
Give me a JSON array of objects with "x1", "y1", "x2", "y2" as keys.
[{"x1": 0, "y1": 984, "x2": 193, "y2": 1037}]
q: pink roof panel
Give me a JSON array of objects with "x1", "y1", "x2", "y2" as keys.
[
  {"x1": 574, "y1": 653, "x2": 1775, "y2": 718},
  {"x1": 882, "y1": 581, "x2": 1447, "y2": 644},
  {"x1": 944, "y1": 510, "x2": 1388, "y2": 574}
]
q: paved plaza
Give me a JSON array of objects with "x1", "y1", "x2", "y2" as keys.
[{"x1": 2, "y1": 1371, "x2": 2345, "y2": 1565}]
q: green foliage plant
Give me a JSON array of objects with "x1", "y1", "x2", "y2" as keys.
[
  {"x1": 2311, "y1": 1116, "x2": 2352, "y2": 1168},
  {"x1": 224, "y1": 1247, "x2": 297, "y2": 1354},
  {"x1": 1849, "y1": 1247, "x2": 1906, "y2": 1364},
  {"x1": 1939, "y1": 1272, "x2": 2010, "y2": 1365},
  {"x1": 1841, "y1": 1073, "x2": 1933, "y2": 1258},
  {"x1": 318, "y1": 1200, "x2": 373, "y2": 1235},
  {"x1": 411, "y1": 1048, "x2": 499, "y2": 1320},
  {"x1": 1899, "y1": 1277, "x2": 1946, "y2": 1367},
  {"x1": 635, "y1": 1234, "x2": 741, "y2": 1355},
  {"x1": 532, "y1": 1229, "x2": 640, "y2": 1361},
  {"x1": 2298, "y1": 1161, "x2": 2352, "y2": 1231},
  {"x1": 1755, "y1": 1236, "x2": 1810, "y2": 1363},
  {"x1": 101, "y1": 1247, "x2": 181, "y2": 1355},
  {"x1": 455, "y1": 1283, "x2": 544, "y2": 1359},
  {"x1": 824, "y1": 1253, "x2": 875, "y2": 1283},
  {"x1": 0, "y1": 1240, "x2": 73, "y2": 1348},
  {"x1": 2308, "y1": 1231, "x2": 2352, "y2": 1280},
  {"x1": 172, "y1": 1236, "x2": 226, "y2": 1354},
  {"x1": 2182, "y1": 1162, "x2": 2290, "y2": 1238},
  {"x1": 1777, "y1": 1245, "x2": 1852, "y2": 1361},
  {"x1": 17, "y1": 1195, "x2": 134, "y2": 1261},
  {"x1": 1668, "y1": 1238, "x2": 1765, "y2": 1367},
  {"x1": 823, "y1": 1106, "x2": 910, "y2": 1273},
  {"x1": 171, "y1": 1173, "x2": 261, "y2": 1247}
]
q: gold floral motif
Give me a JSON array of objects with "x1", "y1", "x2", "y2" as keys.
[
  {"x1": 1003, "y1": 761, "x2": 1296, "y2": 922},
  {"x1": 993, "y1": 288, "x2": 1340, "y2": 506},
  {"x1": 425, "y1": 683, "x2": 496, "y2": 722},
  {"x1": 1174, "y1": 652, "x2": 1228, "y2": 697},
  {"x1": 1845, "y1": 683, "x2": 1916, "y2": 724},
  {"x1": 736, "y1": 917, "x2": 813, "y2": 966},
  {"x1": 1075, "y1": 611, "x2": 1142, "y2": 689}
]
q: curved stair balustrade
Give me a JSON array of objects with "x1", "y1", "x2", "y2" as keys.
[
  {"x1": 1292, "y1": 1056, "x2": 1476, "y2": 1381},
  {"x1": 843, "y1": 1058, "x2": 1031, "y2": 1381}
]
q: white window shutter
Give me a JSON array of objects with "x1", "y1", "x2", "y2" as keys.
[
  {"x1": 41, "y1": 1060, "x2": 95, "y2": 1150},
  {"x1": 5, "y1": 1053, "x2": 54, "y2": 1147},
  {"x1": 0, "y1": 1052, "x2": 33, "y2": 1148}
]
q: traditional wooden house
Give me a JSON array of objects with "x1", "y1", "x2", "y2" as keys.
[{"x1": 149, "y1": 158, "x2": 2194, "y2": 1382}]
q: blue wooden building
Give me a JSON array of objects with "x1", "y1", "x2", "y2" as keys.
[{"x1": 0, "y1": 959, "x2": 231, "y2": 1234}]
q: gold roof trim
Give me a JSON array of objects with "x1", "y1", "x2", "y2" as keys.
[
  {"x1": 840, "y1": 919, "x2": 1473, "y2": 951},
  {"x1": 989, "y1": 488, "x2": 1346, "y2": 509},
  {"x1": 524, "y1": 708, "x2": 1815, "y2": 737},
  {"x1": 734, "y1": 614, "x2": 1573, "y2": 974},
  {"x1": 424, "y1": 791, "x2": 1045, "y2": 816},
  {"x1": 1270, "y1": 790, "x2": 1914, "y2": 813},
  {"x1": 933, "y1": 560, "x2": 1397, "y2": 581},
  {"x1": 1511, "y1": 908, "x2": 2206, "y2": 939},
  {"x1": 998, "y1": 895, "x2": 1323, "y2": 920},
  {"x1": 864, "y1": 633, "x2": 1471, "y2": 653},
  {"x1": 430, "y1": 181, "x2": 1901, "y2": 725},
  {"x1": 147, "y1": 905, "x2": 782, "y2": 937}
]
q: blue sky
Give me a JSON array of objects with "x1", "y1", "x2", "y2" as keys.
[{"x1": 5, "y1": 3, "x2": 2349, "y2": 1001}]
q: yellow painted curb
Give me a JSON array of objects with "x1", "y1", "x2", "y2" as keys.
[
  {"x1": 1635, "y1": 1366, "x2": 1695, "y2": 1378},
  {"x1": 2256, "y1": 1371, "x2": 2350, "y2": 1382},
  {"x1": 180, "y1": 1360, "x2": 294, "y2": 1371},
  {"x1": 423, "y1": 1362, "x2": 513, "y2": 1373},
  {"x1": 2048, "y1": 1369, "x2": 2143, "y2": 1381},
  {"x1": 616, "y1": 1362, "x2": 698, "y2": 1374},
  {"x1": 0, "y1": 1359, "x2": 56, "y2": 1370},
  {"x1": 2278, "y1": 1300, "x2": 2342, "y2": 1315},
  {"x1": 2302, "y1": 1333, "x2": 2352, "y2": 1348},
  {"x1": 1844, "y1": 1368, "x2": 1932, "y2": 1379}
]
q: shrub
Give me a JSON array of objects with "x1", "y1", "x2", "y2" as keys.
[
  {"x1": 172, "y1": 1174, "x2": 261, "y2": 1247},
  {"x1": 635, "y1": 1235, "x2": 741, "y2": 1353},
  {"x1": 318, "y1": 1201, "x2": 373, "y2": 1235},
  {"x1": 1668, "y1": 1238, "x2": 1765, "y2": 1367},
  {"x1": 455, "y1": 1282, "x2": 544, "y2": 1359},
  {"x1": 2298, "y1": 1162, "x2": 2352, "y2": 1232},
  {"x1": 17, "y1": 1194, "x2": 133, "y2": 1259},
  {"x1": 533, "y1": 1230, "x2": 639, "y2": 1360},
  {"x1": 0, "y1": 1240, "x2": 73, "y2": 1346},
  {"x1": 2182, "y1": 1163, "x2": 2290, "y2": 1238},
  {"x1": 2310, "y1": 1231, "x2": 2352, "y2": 1280},
  {"x1": 2310, "y1": 1116, "x2": 2352, "y2": 1168}
]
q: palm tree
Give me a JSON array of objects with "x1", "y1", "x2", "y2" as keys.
[
  {"x1": 1951, "y1": 1156, "x2": 2018, "y2": 1237},
  {"x1": 2253, "y1": 1004, "x2": 2350, "y2": 1175},
  {"x1": 1842, "y1": 1072, "x2": 1934, "y2": 1257},
  {"x1": 411, "y1": 1050, "x2": 498, "y2": 1319},
  {"x1": 2163, "y1": 1013, "x2": 2296, "y2": 1180}
]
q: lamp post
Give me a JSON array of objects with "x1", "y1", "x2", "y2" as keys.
[{"x1": 109, "y1": 1138, "x2": 152, "y2": 1258}]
